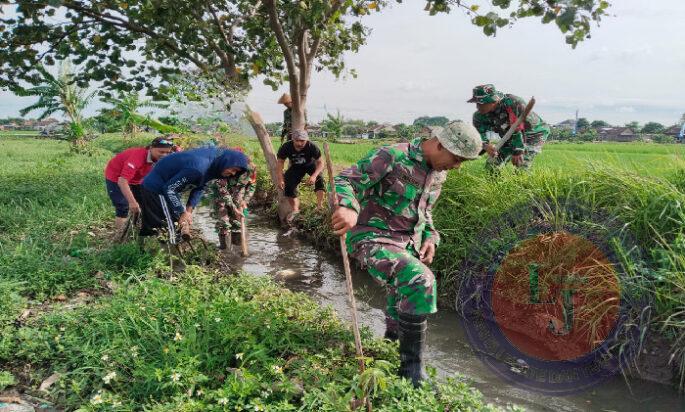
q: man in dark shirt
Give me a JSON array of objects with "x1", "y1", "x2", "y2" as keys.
[{"x1": 277, "y1": 129, "x2": 325, "y2": 217}]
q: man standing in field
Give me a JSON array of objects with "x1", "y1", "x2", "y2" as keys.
[
  {"x1": 278, "y1": 92, "x2": 307, "y2": 144},
  {"x1": 330, "y1": 121, "x2": 482, "y2": 386},
  {"x1": 278, "y1": 93, "x2": 294, "y2": 144},
  {"x1": 469, "y1": 84, "x2": 550, "y2": 172},
  {"x1": 277, "y1": 129, "x2": 325, "y2": 218}
]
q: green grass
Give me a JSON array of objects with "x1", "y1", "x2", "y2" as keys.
[
  {"x1": 0, "y1": 129, "x2": 40, "y2": 137},
  {"x1": 7, "y1": 271, "x2": 506, "y2": 411},
  {"x1": 0, "y1": 134, "x2": 509, "y2": 410},
  {"x1": 283, "y1": 136, "x2": 685, "y2": 388}
]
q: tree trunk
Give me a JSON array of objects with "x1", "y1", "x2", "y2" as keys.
[{"x1": 245, "y1": 106, "x2": 291, "y2": 225}]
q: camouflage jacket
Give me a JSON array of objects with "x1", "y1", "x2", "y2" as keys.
[
  {"x1": 281, "y1": 108, "x2": 292, "y2": 139},
  {"x1": 335, "y1": 138, "x2": 445, "y2": 254},
  {"x1": 207, "y1": 163, "x2": 257, "y2": 211},
  {"x1": 281, "y1": 108, "x2": 308, "y2": 139},
  {"x1": 473, "y1": 94, "x2": 549, "y2": 154}
]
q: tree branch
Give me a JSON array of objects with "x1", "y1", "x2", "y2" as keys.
[
  {"x1": 263, "y1": 0, "x2": 297, "y2": 89},
  {"x1": 61, "y1": 1, "x2": 209, "y2": 71},
  {"x1": 191, "y1": 6, "x2": 237, "y2": 76}
]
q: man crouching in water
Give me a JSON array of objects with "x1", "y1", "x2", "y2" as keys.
[{"x1": 330, "y1": 121, "x2": 482, "y2": 386}]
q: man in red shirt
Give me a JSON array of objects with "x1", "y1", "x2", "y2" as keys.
[{"x1": 104, "y1": 137, "x2": 175, "y2": 235}]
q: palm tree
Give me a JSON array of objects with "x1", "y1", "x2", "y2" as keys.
[
  {"x1": 322, "y1": 110, "x2": 344, "y2": 141},
  {"x1": 102, "y1": 92, "x2": 168, "y2": 138},
  {"x1": 17, "y1": 61, "x2": 93, "y2": 146}
]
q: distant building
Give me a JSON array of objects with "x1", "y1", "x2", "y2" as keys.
[
  {"x1": 367, "y1": 123, "x2": 397, "y2": 139},
  {"x1": 554, "y1": 119, "x2": 576, "y2": 130},
  {"x1": 307, "y1": 124, "x2": 334, "y2": 139},
  {"x1": 36, "y1": 118, "x2": 59, "y2": 129},
  {"x1": 417, "y1": 125, "x2": 441, "y2": 139},
  {"x1": 664, "y1": 124, "x2": 685, "y2": 141},
  {"x1": 598, "y1": 127, "x2": 638, "y2": 142}
]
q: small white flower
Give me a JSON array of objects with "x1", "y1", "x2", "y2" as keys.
[
  {"x1": 218, "y1": 397, "x2": 229, "y2": 405},
  {"x1": 235, "y1": 353, "x2": 244, "y2": 360},
  {"x1": 91, "y1": 394, "x2": 104, "y2": 405},
  {"x1": 103, "y1": 371, "x2": 117, "y2": 384},
  {"x1": 272, "y1": 365, "x2": 283, "y2": 374},
  {"x1": 215, "y1": 317, "x2": 222, "y2": 323},
  {"x1": 174, "y1": 332, "x2": 183, "y2": 342},
  {"x1": 101, "y1": 354, "x2": 109, "y2": 362},
  {"x1": 196, "y1": 389, "x2": 204, "y2": 397},
  {"x1": 59, "y1": 326, "x2": 66, "y2": 332},
  {"x1": 254, "y1": 405, "x2": 264, "y2": 411},
  {"x1": 170, "y1": 372, "x2": 181, "y2": 383}
]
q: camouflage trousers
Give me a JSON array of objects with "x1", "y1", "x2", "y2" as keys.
[
  {"x1": 485, "y1": 129, "x2": 549, "y2": 173},
  {"x1": 350, "y1": 241, "x2": 437, "y2": 321},
  {"x1": 211, "y1": 199, "x2": 241, "y2": 236}
]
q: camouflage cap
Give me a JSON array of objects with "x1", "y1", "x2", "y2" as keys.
[
  {"x1": 291, "y1": 129, "x2": 309, "y2": 141},
  {"x1": 467, "y1": 84, "x2": 503, "y2": 104},
  {"x1": 433, "y1": 120, "x2": 482, "y2": 160}
]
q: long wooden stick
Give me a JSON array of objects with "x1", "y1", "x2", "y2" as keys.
[
  {"x1": 323, "y1": 143, "x2": 371, "y2": 410},
  {"x1": 240, "y1": 216, "x2": 249, "y2": 257},
  {"x1": 495, "y1": 96, "x2": 536, "y2": 151}
]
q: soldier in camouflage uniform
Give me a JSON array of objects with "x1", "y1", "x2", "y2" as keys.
[
  {"x1": 279, "y1": 93, "x2": 293, "y2": 144},
  {"x1": 331, "y1": 121, "x2": 483, "y2": 386},
  {"x1": 208, "y1": 157, "x2": 257, "y2": 249},
  {"x1": 469, "y1": 84, "x2": 550, "y2": 172},
  {"x1": 278, "y1": 93, "x2": 308, "y2": 144}
]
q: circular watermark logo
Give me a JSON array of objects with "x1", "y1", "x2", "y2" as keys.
[{"x1": 457, "y1": 201, "x2": 649, "y2": 395}]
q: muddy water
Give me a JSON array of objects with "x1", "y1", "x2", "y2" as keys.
[{"x1": 195, "y1": 209, "x2": 683, "y2": 412}]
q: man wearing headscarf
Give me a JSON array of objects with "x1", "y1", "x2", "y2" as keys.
[{"x1": 140, "y1": 146, "x2": 248, "y2": 243}]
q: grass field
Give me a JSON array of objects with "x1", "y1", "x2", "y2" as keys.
[{"x1": 0, "y1": 134, "x2": 508, "y2": 410}]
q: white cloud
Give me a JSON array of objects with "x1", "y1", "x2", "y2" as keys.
[{"x1": 618, "y1": 106, "x2": 637, "y2": 113}]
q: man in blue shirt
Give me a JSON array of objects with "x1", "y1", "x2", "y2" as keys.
[{"x1": 140, "y1": 146, "x2": 248, "y2": 243}]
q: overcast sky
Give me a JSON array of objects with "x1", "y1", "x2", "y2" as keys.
[{"x1": 2, "y1": 1, "x2": 684, "y2": 126}]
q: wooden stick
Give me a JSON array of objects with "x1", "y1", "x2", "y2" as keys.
[
  {"x1": 323, "y1": 143, "x2": 371, "y2": 411},
  {"x1": 495, "y1": 96, "x2": 536, "y2": 151},
  {"x1": 240, "y1": 216, "x2": 249, "y2": 257},
  {"x1": 244, "y1": 106, "x2": 291, "y2": 224}
]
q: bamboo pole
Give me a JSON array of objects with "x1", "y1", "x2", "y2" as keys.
[
  {"x1": 323, "y1": 143, "x2": 371, "y2": 411},
  {"x1": 240, "y1": 216, "x2": 249, "y2": 257}
]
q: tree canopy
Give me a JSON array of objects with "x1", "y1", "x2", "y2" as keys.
[
  {"x1": 1, "y1": 0, "x2": 611, "y2": 99},
  {"x1": 413, "y1": 116, "x2": 449, "y2": 127},
  {"x1": 641, "y1": 122, "x2": 665, "y2": 134},
  {"x1": 590, "y1": 120, "x2": 610, "y2": 128},
  {"x1": 576, "y1": 117, "x2": 590, "y2": 130}
]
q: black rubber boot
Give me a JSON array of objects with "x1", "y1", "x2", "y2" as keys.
[
  {"x1": 398, "y1": 312, "x2": 428, "y2": 387},
  {"x1": 384, "y1": 315, "x2": 399, "y2": 342},
  {"x1": 231, "y1": 231, "x2": 242, "y2": 246},
  {"x1": 218, "y1": 233, "x2": 228, "y2": 250}
]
